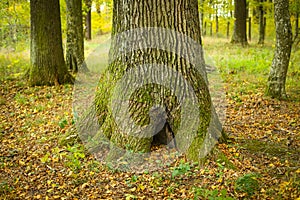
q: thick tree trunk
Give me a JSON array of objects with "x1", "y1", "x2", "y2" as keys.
[
  {"x1": 258, "y1": 0, "x2": 265, "y2": 44},
  {"x1": 29, "y1": 0, "x2": 72, "y2": 86},
  {"x1": 267, "y1": 0, "x2": 292, "y2": 98},
  {"x1": 231, "y1": 0, "x2": 248, "y2": 45},
  {"x1": 94, "y1": 0, "x2": 223, "y2": 164},
  {"x1": 84, "y1": 0, "x2": 92, "y2": 40},
  {"x1": 65, "y1": 0, "x2": 88, "y2": 73}
]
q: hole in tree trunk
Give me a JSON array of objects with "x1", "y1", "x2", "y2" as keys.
[{"x1": 151, "y1": 122, "x2": 176, "y2": 149}]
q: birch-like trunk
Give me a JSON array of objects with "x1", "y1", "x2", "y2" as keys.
[{"x1": 267, "y1": 0, "x2": 292, "y2": 98}]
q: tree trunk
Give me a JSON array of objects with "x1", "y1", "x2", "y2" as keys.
[
  {"x1": 204, "y1": 21, "x2": 207, "y2": 36},
  {"x1": 227, "y1": 21, "x2": 230, "y2": 39},
  {"x1": 267, "y1": 0, "x2": 292, "y2": 98},
  {"x1": 294, "y1": 11, "x2": 299, "y2": 41},
  {"x1": 84, "y1": 0, "x2": 92, "y2": 40},
  {"x1": 248, "y1": 17, "x2": 251, "y2": 42},
  {"x1": 231, "y1": 0, "x2": 248, "y2": 45},
  {"x1": 29, "y1": 0, "x2": 73, "y2": 86},
  {"x1": 93, "y1": 0, "x2": 223, "y2": 167},
  {"x1": 199, "y1": 0, "x2": 204, "y2": 36},
  {"x1": 258, "y1": 0, "x2": 265, "y2": 44},
  {"x1": 215, "y1": 6, "x2": 219, "y2": 34},
  {"x1": 65, "y1": 0, "x2": 88, "y2": 73}
]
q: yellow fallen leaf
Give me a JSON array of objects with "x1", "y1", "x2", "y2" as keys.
[
  {"x1": 19, "y1": 160, "x2": 25, "y2": 165},
  {"x1": 81, "y1": 182, "x2": 89, "y2": 189},
  {"x1": 137, "y1": 184, "x2": 145, "y2": 191}
]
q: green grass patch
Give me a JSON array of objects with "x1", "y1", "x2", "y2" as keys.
[
  {"x1": 0, "y1": 51, "x2": 29, "y2": 81},
  {"x1": 203, "y1": 37, "x2": 299, "y2": 98}
]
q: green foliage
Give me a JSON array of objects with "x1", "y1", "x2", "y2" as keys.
[
  {"x1": 0, "y1": 180, "x2": 13, "y2": 194},
  {"x1": 0, "y1": 0, "x2": 30, "y2": 48},
  {"x1": 235, "y1": 173, "x2": 260, "y2": 196},
  {"x1": 64, "y1": 144, "x2": 86, "y2": 172},
  {"x1": 171, "y1": 160, "x2": 191, "y2": 179},
  {"x1": 58, "y1": 118, "x2": 68, "y2": 129},
  {"x1": 40, "y1": 152, "x2": 51, "y2": 163},
  {"x1": 193, "y1": 187, "x2": 234, "y2": 200},
  {"x1": 14, "y1": 92, "x2": 28, "y2": 105},
  {"x1": 91, "y1": 1, "x2": 112, "y2": 36}
]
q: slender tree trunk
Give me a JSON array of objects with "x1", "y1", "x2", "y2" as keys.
[
  {"x1": 84, "y1": 0, "x2": 92, "y2": 40},
  {"x1": 231, "y1": 0, "x2": 248, "y2": 45},
  {"x1": 248, "y1": 17, "x2": 251, "y2": 42},
  {"x1": 94, "y1": 0, "x2": 223, "y2": 163},
  {"x1": 258, "y1": 0, "x2": 265, "y2": 44},
  {"x1": 267, "y1": 0, "x2": 292, "y2": 98},
  {"x1": 227, "y1": 21, "x2": 230, "y2": 39},
  {"x1": 215, "y1": 7, "x2": 219, "y2": 34},
  {"x1": 29, "y1": 0, "x2": 72, "y2": 86},
  {"x1": 66, "y1": 0, "x2": 88, "y2": 73},
  {"x1": 294, "y1": 12, "x2": 299, "y2": 41},
  {"x1": 199, "y1": 0, "x2": 204, "y2": 36}
]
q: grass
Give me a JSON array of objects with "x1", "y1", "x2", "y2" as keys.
[{"x1": 203, "y1": 36, "x2": 300, "y2": 100}]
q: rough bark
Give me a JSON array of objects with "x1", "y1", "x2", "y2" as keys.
[
  {"x1": 65, "y1": 0, "x2": 88, "y2": 73},
  {"x1": 267, "y1": 0, "x2": 293, "y2": 98},
  {"x1": 231, "y1": 0, "x2": 248, "y2": 45},
  {"x1": 29, "y1": 0, "x2": 73, "y2": 86},
  {"x1": 94, "y1": 0, "x2": 223, "y2": 163}
]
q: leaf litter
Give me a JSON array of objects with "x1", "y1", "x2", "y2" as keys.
[{"x1": 0, "y1": 76, "x2": 299, "y2": 199}]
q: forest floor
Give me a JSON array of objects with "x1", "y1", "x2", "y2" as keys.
[{"x1": 0, "y1": 37, "x2": 299, "y2": 199}]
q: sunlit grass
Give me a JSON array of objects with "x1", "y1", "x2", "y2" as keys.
[
  {"x1": 0, "y1": 51, "x2": 29, "y2": 81},
  {"x1": 203, "y1": 36, "x2": 300, "y2": 100}
]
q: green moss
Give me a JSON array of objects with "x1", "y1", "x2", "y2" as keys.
[
  {"x1": 186, "y1": 135, "x2": 205, "y2": 161},
  {"x1": 215, "y1": 149, "x2": 236, "y2": 170}
]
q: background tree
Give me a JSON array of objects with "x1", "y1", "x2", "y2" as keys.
[
  {"x1": 258, "y1": 0, "x2": 266, "y2": 44},
  {"x1": 84, "y1": 0, "x2": 92, "y2": 40},
  {"x1": 290, "y1": 0, "x2": 299, "y2": 41},
  {"x1": 29, "y1": 0, "x2": 72, "y2": 85},
  {"x1": 267, "y1": 0, "x2": 292, "y2": 98},
  {"x1": 65, "y1": 0, "x2": 87, "y2": 73},
  {"x1": 231, "y1": 0, "x2": 248, "y2": 45},
  {"x1": 93, "y1": 0, "x2": 223, "y2": 163}
]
